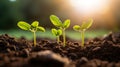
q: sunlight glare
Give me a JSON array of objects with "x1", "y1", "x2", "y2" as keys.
[{"x1": 70, "y1": 0, "x2": 110, "y2": 14}]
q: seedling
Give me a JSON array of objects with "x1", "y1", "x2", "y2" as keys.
[
  {"x1": 50, "y1": 15, "x2": 70, "y2": 47},
  {"x1": 17, "y1": 21, "x2": 45, "y2": 47},
  {"x1": 51, "y1": 28, "x2": 62, "y2": 43},
  {"x1": 73, "y1": 19, "x2": 93, "y2": 47}
]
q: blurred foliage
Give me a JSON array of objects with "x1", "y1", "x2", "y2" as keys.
[
  {"x1": 0, "y1": 0, "x2": 59, "y2": 29},
  {"x1": 0, "y1": 0, "x2": 14, "y2": 29},
  {"x1": 0, "y1": 0, "x2": 23, "y2": 29}
]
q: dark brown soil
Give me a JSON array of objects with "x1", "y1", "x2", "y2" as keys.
[{"x1": 0, "y1": 32, "x2": 120, "y2": 67}]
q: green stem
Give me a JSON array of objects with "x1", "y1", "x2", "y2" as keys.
[
  {"x1": 81, "y1": 31, "x2": 85, "y2": 47},
  {"x1": 33, "y1": 32, "x2": 36, "y2": 47},
  {"x1": 62, "y1": 29, "x2": 66, "y2": 47},
  {"x1": 57, "y1": 36, "x2": 60, "y2": 44}
]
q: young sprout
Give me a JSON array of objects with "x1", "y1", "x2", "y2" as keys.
[
  {"x1": 73, "y1": 19, "x2": 93, "y2": 47},
  {"x1": 17, "y1": 21, "x2": 45, "y2": 47},
  {"x1": 50, "y1": 15, "x2": 70, "y2": 47},
  {"x1": 51, "y1": 28, "x2": 62, "y2": 43}
]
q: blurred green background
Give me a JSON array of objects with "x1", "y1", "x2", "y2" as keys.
[{"x1": 0, "y1": 0, "x2": 120, "y2": 40}]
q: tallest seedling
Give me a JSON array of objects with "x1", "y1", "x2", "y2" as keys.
[{"x1": 50, "y1": 15, "x2": 70, "y2": 47}]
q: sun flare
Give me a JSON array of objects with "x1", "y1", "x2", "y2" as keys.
[{"x1": 70, "y1": 0, "x2": 110, "y2": 14}]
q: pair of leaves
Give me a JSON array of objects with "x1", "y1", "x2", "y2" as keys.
[
  {"x1": 73, "y1": 19, "x2": 93, "y2": 31},
  {"x1": 51, "y1": 29, "x2": 62, "y2": 36},
  {"x1": 17, "y1": 21, "x2": 45, "y2": 32},
  {"x1": 50, "y1": 15, "x2": 70, "y2": 29}
]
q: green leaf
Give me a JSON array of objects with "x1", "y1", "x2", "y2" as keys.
[
  {"x1": 73, "y1": 25, "x2": 81, "y2": 31},
  {"x1": 31, "y1": 21, "x2": 39, "y2": 28},
  {"x1": 57, "y1": 29, "x2": 62, "y2": 36},
  {"x1": 52, "y1": 29, "x2": 57, "y2": 36},
  {"x1": 52, "y1": 29, "x2": 62, "y2": 36},
  {"x1": 81, "y1": 19, "x2": 93, "y2": 29},
  {"x1": 63, "y1": 19, "x2": 70, "y2": 28},
  {"x1": 50, "y1": 15, "x2": 62, "y2": 28},
  {"x1": 81, "y1": 21, "x2": 87, "y2": 29},
  {"x1": 86, "y1": 19, "x2": 93, "y2": 29},
  {"x1": 37, "y1": 26, "x2": 45, "y2": 32},
  {"x1": 17, "y1": 21, "x2": 31, "y2": 30}
]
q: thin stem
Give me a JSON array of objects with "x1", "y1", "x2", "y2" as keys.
[
  {"x1": 81, "y1": 31, "x2": 85, "y2": 47},
  {"x1": 62, "y1": 29, "x2": 66, "y2": 47},
  {"x1": 33, "y1": 31, "x2": 36, "y2": 47},
  {"x1": 57, "y1": 36, "x2": 60, "y2": 44}
]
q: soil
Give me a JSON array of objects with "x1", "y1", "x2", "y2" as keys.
[{"x1": 0, "y1": 32, "x2": 120, "y2": 67}]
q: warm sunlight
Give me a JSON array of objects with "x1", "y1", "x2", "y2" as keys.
[{"x1": 70, "y1": 0, "x2": 110, "y2": 15}]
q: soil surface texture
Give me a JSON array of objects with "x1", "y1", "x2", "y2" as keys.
[{"x1": 0, "y1": 32, "x2": 120, "y2": 67}]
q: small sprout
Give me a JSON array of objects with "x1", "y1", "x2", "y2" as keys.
[
  {"x1": 51, "y1": 28, "x2": 62, "y2": 43},
  {"x1": 17, "y1": 21, "x2": 45, "y2": 47},
  {"x1": 73, "y1": 19, "x2": 93, "y2": 47},
  {"x1": 50, "y1": 15, "x2": 70, "y2": 47}
]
